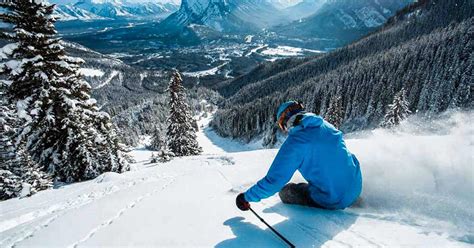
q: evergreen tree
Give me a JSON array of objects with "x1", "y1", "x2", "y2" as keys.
[
  {"x1": 0, "y1": 81, "x2": 51, "y2": 200},
  {"x1": 325, "y1": 95, "x2": 345, "y2": 129},
  {"x1": 0, "y1": 80, "x2": 22, "y2": 200},
  {"x1": 0, "y1": 82, "x2": 16, "y2": 168},
  {"x1": 381, "y1": 88, "x2": 411, "y2": 128},
  {"x1": 0, "y1": 0, "x2": 128, "y2": 183},
  {"x1": 151, "y1": 148, "x2": 174, "y2": 163},
  {"x1": 166, "y1": 71, "x2": 202, "y2": 156},
  {"x1": 0, "y1": 170, "x2": 21, "y2": 200},
  {"x1": 262, "y1": 121, "x2": 278, "y2": 148},
  {"x1": 150, "y1": 129, "x2": 166, "y2": 151},
  {"x1": 15, "y1": 148, "x2": 52, "y2": 197}
]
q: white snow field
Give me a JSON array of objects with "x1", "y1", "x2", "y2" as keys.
[{"x1": 1, "y1": 112, "x2": 473, "y2": 247}]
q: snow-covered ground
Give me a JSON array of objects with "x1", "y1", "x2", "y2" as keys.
[
  {"x1": 79, "y1": 68, "x2": 105, "y2": 78},
  {"x1": 94, "y1": 70, "x2": 120, "y2": 89},
  {"x1": 260, "y1": 45, "x2": 324, "y2": 57},
  {"x1": 182, "y1": 62, "x2": 230, "y2": 78},
  {"x1": 1, "y1": 112, "x2": 472, "y2": 247}
]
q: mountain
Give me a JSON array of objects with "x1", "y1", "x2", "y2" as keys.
[
  {"x1": 160, "y1": 0, "x2": 290, "y2": 33},
  {"x1": 282, "y1": 0, "x2": 327, "y2": 20},
  {"x1": 212, "y1": 0, "x2": 473, "y2": 141},
  {"x1": 274, "y1": 0, "x2": 413, "y2": 46},
  {"x1": 74, "y1": 0, "x2": 178, "y2": 18},
  {"x1": 54, "y1": 4, "x2": 108, "y2": 21},
  {"x1": 50, "y1": 0, "x2": 179, "y2": 20}
]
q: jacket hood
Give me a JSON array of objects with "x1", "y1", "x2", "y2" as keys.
[
  {"x1": 301, "y1": 113, "x2": 324, "y2": 128},
  {"x1": 289, "y1": 113, "x2": 323, "y2": 134}
]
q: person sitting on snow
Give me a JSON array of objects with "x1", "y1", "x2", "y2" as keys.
[{"x1": 236, "y1": 101, "x2": 362, "y2": 211}]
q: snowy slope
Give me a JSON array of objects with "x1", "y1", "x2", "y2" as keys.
[{"x1": 0, "y1": 112, "x2": 472, "y2": 247}]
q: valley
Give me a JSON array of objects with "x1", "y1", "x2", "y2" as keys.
[
  {"x1": 53, "y1": 0, "x2": 410, "y2": 92},
  {"x1": 58, "y1": 19, "x2": 326, "y2": 83}
]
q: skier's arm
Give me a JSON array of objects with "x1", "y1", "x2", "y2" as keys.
[{"x1": 244, "y1": 135, "x2": 304, "y2": 202}]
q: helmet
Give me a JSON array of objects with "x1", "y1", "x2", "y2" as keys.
[{"x1": 276, "y1": 101, "x2": 304, "y2": 131}]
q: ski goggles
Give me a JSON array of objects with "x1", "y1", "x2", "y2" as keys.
[{"x1": 277, "y1": 102, "x2": 304, "y2": 131}]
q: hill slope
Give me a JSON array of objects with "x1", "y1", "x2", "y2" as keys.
[
  {"x1": 274, "y1": 0, "x2": 412, "y2": 46},
  {"x1": 0, "y1": 111, "x2": 472, "y2": 247},
  {"x1": 212, "y1": 0, "x2": 473, "y2": 141}
]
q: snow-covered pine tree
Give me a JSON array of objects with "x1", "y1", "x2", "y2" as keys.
[
  {"x1": 166, "y1": 71, "x2": 202, "y2": 156},
  {"x1": 15, "y1": 148, "x2": 52, "y2": 197},
  {"x1": 0, "y1": 82, "x2": 16, "y2": 169},
  {"x1": 157, "y1": 148, "x2": 174, "y2": 163},
  {"x1": 262, "y1": 120, "x2": 278, "y2": 148},
  {"x1": 151, "y1": 148, "x2": 174, "y2": 163},
  {"x1": 0, "y1": 80, "x2": 22, "y2": 200},
  {"x1": 381, "y1": 88, "x2": 411, "y2": 128},
  {"x1": 0, "y1": 169, "x2": 21, "y2": 200},
  {"x1": 325, "y1": 95, "x2": 345, "y2": 129},
  {"x1": 0, "y1": 0, "x2": 128, "y2": 183},
  {"x1": 150, "y1": 129, "x2": 166, "y2": 151},
  {"x1": 0, "y1": 80, "x2": 51, "y2": 200}
]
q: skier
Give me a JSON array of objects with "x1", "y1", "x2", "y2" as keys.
[{"x1": 236, "y1": 101, "x2": 362, "y2": 211}]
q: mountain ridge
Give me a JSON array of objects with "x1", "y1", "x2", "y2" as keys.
[
  {"x1": 160, "y1": 0, "x2": 290, "y2": 33},
  {"x1": 273, "y1": 0, "x2": 413, "y2": 46},
  {"x1": 50, "y1": 0, "x2": 179, "y2": 20}
]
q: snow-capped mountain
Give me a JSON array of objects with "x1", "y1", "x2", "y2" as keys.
[
  {"x1": 50, "y1": 0, "x2": 180, "y2": 20},
  {"x1": 161, "y1": 0, "x2": 290, "y2": 33},
  {"x1": 275, "y1": 0, "x2": 413, "y2": 43},
  {"x1": 54, "y1": 4, "x2": 108, "y2": 21},
  {"x1": 75, "y1": 0, "x2": 178, "y2": 18}
]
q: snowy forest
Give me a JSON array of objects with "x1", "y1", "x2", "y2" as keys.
[
  {"x1": 212, "y1": 0, "x2": 473, "y2": 142},
  {"x1": 0, "y1": 0, "x2": 473, "y2": 247}
]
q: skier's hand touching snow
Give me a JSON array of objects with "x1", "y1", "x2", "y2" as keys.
[{"x1": 236, "y1": 193, "x2": 250, "y2": 211}]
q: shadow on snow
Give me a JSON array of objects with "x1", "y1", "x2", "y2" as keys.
[{"x1": 216, "y1": 203, "x2": 358, "y2": 248}]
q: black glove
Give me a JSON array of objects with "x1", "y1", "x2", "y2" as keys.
[{"x1": 236, "y1": 193, "x2": 250, "y2": 211}]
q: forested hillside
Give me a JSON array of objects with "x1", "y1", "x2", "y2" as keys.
[
  {"x1": 58, "y1": 42, "x2": 221, "y2": 146},
  {"x1": 212, "y1": 0, "x2": 473, "y2": 142}
]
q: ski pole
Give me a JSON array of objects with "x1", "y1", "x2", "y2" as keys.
[{"x1": 249, "y1": 207, "x2": 295, "y2": 248}]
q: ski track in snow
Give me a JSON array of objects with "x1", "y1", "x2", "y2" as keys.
[
  {"x1": 0, "y1": 173, "x2": 177, "y2": 248},
  {"x1": 69, "y1": 177, "x2": 176, "y2": 248},
  {"x1": 2, "y1": 182, "x2": 134, "y2": 248}
]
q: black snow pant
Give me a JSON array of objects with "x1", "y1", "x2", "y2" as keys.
[{"x1": 278, "y1": 183, "x2": 326, "y2": 209}]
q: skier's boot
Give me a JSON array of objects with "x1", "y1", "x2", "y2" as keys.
[{"x1": 278, "y1": 183, "x2": 324, "y2": 208}]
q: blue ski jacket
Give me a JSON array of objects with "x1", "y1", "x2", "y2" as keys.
[{"x1": 245, "y1": 113, "x2": 362, "y2": 210}]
